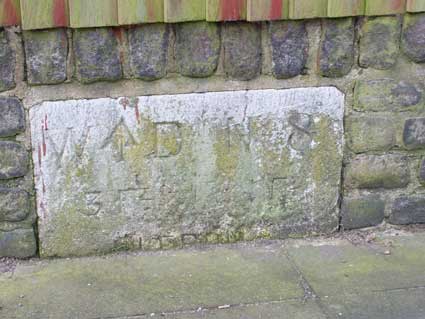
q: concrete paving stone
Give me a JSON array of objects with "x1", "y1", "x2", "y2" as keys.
[
  {"x1": 285, "y1": 233, "x2": 425, "y2": 296},
  {"x1": 0, "y1": 243, "x2": 303, "y2": 319},
  {"x1": 322, "y1": 288, "x2": 425, "y2": 319},
  {"x1": 116, "y1": 300, "x2": 327, "y2": 319}
]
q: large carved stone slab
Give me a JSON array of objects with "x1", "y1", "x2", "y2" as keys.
[{"x1": 30, "y1": 88, "x2": 344, "y2": 257}]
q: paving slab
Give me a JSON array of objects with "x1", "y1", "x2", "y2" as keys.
[
  {"x1": 322, "y1": 288, "x2": 425, "y2": 319},
  {"x1": 1, "y1": 232, "x2": 425, "y2": 319},
  {"x1": 285, "y1": 232, "x2": 425, "y2": 296},
  {"x1": 0, "y1": 243, "x2": 303, "y2": 319},
  {"x1": 117, "y1": 300, "x2": 327, "y2": 318}
]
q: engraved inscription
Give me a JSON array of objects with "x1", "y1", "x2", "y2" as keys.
[{"x1": 31, "y1": 88, "x2": 344, "y2": 256}]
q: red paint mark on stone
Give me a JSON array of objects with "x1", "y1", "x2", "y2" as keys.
[
  {"x1": 53, "y1": 0, "x2": 68, "y2": 27},
  {"x1": 3, "y1": 0, "x2": 19, "y2": 26},
  {"x1": 112, "y1": 27, "x2": 123, "y2": 43},
  {"x1": 38, "y1": 144, "x2": 42, "y2": 166},
  {"x1": 220, "y1": 0, "x2": 245, "y2": 21},
  {"x1": 146, "y1": 0, "x2": 156, "y2": 21},
  {"x1": 135, "y1": 104, "x2": 141, "y2": 124},
  {"x1": 39, "y1": 201, "x2": 46, "y2": 219},
  {"x1": 269, "y1": 0, "x2": 283, "y2": 20},
  {"x1": 391, "y1": 0, "x2": 403, "y2": 10},
  {"x1": 42, "y1": 125, "x2": 47, "y2": 156},
  {"x1": 120, "y1": 98, "x2": 130, "y2": 110}
]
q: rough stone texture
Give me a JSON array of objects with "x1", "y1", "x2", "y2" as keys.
[
  {"x1": 0, "y1": 228, "x2": 36, "y2": 258},
  {"x1": 345, "y1": 155, "x2": 410, "y2": 189},
  {"x1": 175, "y1": 22, "x2": 220, "y2": 78},
  {"x1": 354, "y1": 79, "x2": 423, "y2": 112},
  {"x1": 73, "y1": 28, "x2": 122, "y2": 84},
  {"x1": 341, "y1": 196, "x2": 385, "y2": 230},
  {"x1": 402, "y1": 13, "x2": 425, "y2": 63},
  {"x1": 390, "y1": 196, "x2": 425, "y2": 225},
  {"x1": 346, "y1": 116, "x2": 396, "y2": 153},
  {"x1": 128, "y1": 24, "x2": 169, "y2": 81},
  {"x1": 420, "y1": 158, "x2": 425, "y2": 185},
  {"x1": 0, "y1": 97, "x2": 25, "y2": 137},
  {"x1": 0, "y1": 188, "x2": 30, "y2": 222},
  {"x1": 0, "y1": 142, "x2": 28, "y2": 180},
  {"x1": 269, "y1": 21, "x2": 308, "y2": 79},
  {"x1": 403, "y1": 118, "x2": 425, "y2": 150},
  {"x1": 319, "y1": 18, "x2": 355, "y2": 78},
  {"x1": 223, "y1": 22, "x2": 262, "y2": 81},
  {"x1": 359, "y1": 16, "x2": 401, "y2": 70},
  {"x1": 30, "y1": 88, "x2": 344, "y2": 257},
  {"x1": 0, "y1": 30, "x2": 15, "y2": 92},
  {"x1": 23, "y1": 29, "x2": 68, "y2": 85}
]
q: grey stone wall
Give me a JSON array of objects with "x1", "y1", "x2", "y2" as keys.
[{"x1": 1, "y1": 13, "x2": 425, "y2": 257}]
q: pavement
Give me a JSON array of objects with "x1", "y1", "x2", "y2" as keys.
[{"x1": 1, "y1": 228, "x2": 425, "y2": 319}]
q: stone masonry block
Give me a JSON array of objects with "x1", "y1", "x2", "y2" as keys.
[
  {"x1": 269, "y1": 21, "x2": 308, "y2": 79},
  {"x1": 319, "y1": 18, "x2": 355, "y2": 78},
  {"x1": 359, "y1": 16, "x2": 401, "y2": 70},
  {"x1": 175, "y1": 22, "x2": 220, "y2": 78},
  {"x1": 403, "y1": 118, "x2": 425, "y2": 150},
  {"x1": 0, "y1": 30, "x2": 15, "y2": 92},
  {"x1": 341, "y1": 196, "x2": 385, "y2": 230},
  {"x1": 354, "y1": 79, "x2": 423, "y2": 112},
  {"x1": 128, "y1": 24, "x2": 169, "y2": 81},
  {"x1": 390, "y1": 196, "x2": 425, "y2": 225},
  {"x1": 73, "y1": 28, "x2": 122, "y2": 83},
  {"x1": 29, "y1": 88, "x2": 344, "y2": 257},
  {"x1": 224, "y1": 22, "x2": 262, "y2": 80},
  {"x1": 345, "y1": 155, "x2": 410, "y2": 189},
  {"x1": 0, "y1": 188, "x2": 30, "y2": 222},
  {"x1": 346, "y1": 116, "x2": 396, "y2": 153},
  {"x1": 0, "y1": 141, "x2": 28, "y2": 180},
  {"x1": 0, "y1": 96, "x2": 25, "y2": 137},
  {"x1": 24, "y1": 29, "x2": 68, "y2": 85},
  {"x1": 0, "y1": 228, "x2": 36, "y2": 258},
  {"x1": 402, "y1": 13, "x2": 425, "y2": 63}
]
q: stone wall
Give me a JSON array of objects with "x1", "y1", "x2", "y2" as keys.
[{"x1": 1, "y1": 13, "x2": 425, "y2": 257}]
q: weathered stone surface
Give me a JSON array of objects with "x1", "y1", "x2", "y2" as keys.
[
  {"x1": 23, "y1": 29, "x2": 68, "y2": 85},
  {"x1": 128, "y1": 24, "x2": 169, "y2": 81},
  {"x1": 269, "y1": 21, "x2": 308, "y2": 79},
  {"x1": 223, "y1": 22, "x2": 262, "y2": 81},
  {"x1": 319, "y1": 18, "x2": 355, "y2": 78},
  {"x1": 175, "y1": 22, "x2": 220, "y2": 78},
  {"x1": 0, "y1": 188, "x2": 30, "y2": 222},
  {"x1": 341, "y1": 196, "x2": 385, "y2": 230},
  {"x1": 420, "y1": 158, "x2": 425, "y2": 185},
  {"x1": 359, "y1": 16, "x2": 401, "y2": 70},
  {"x1": 0, "y1": 228, "x2": 36, "y2": 258},
  {"x1": 0, "y1": 30, "x2": 15, "y2": 92},
  {"x1": 403, "y1": 118, "x2": 425, "y2": 150},
  {"x1": 0, "y1": 96, "x2": 25, "y2": 137},
  {"x1": 73, "y1": 28, "x2": 122, "y2": 83},
  {"x1": 346, "y1": 116, "x2": 396, "y2": 153},
  {"x1": 0, "y1": 142, "x2": 28, "y2": 180},
  {"x1": 354, "y1": 79, "x2": 423, "y2": 112},
  {"x1": 345, "y1": 155, "x2": 410, "y2": 189},
  {"x1": 0, "y1": 229, "x2": 37, "y2": 258},
  {"x1": 30, "y1": 88, "x2": 344, "y2": 257},
  {"x1": 390, "y1": 196, "x2": 425, "y2": 225},
  {"x1": 402, "y1": 13, "x2": 425, "y2": 63}
]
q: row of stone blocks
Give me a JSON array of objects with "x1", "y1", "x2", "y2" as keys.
[
  {"x1": 1, "y1": 14, "x2": 425, "y2": 89},
  {"x1": 342, "y1": 78, "x2": 425, "y2": 230},
  {"x1": 0, "y1": 97, "x2": 36, "y2": 258}
]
